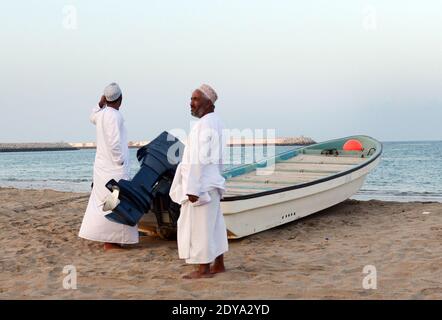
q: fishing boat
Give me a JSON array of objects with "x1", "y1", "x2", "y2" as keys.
[{"x1": 138, "y1": 134, "x2": 382, "y2": 239}]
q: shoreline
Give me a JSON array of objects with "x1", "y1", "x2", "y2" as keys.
[
  {"x1": 1, "y1": 185, "x2": 441, "y2": 204},
  {"x1": 1, "y1": 186, "x2": 442, "y2": 299},
  {"x1": 0, "y1": 137, "x2": 316, "y2": 153}
]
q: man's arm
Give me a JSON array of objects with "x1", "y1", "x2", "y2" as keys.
[
  {"x1": 89, "y1": 95, "x2": 107, "y2": 125},
  {"x1": 185, "y1": 162, "x2": 203, "y2": 203},
  {"x1": 184, "y1": 124, "x2": 215, "y2": 203},
  {"x1": 104, "y1": 112, "x2": 125, "y2": 166}
]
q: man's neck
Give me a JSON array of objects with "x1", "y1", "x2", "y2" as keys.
[{"x1": 199, "y1": 110, "x2": 214, "y2": 118}]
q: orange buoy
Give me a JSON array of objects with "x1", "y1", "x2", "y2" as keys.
[{"x1": 343, "y1": 139, "x2": 363, "y2": 151}]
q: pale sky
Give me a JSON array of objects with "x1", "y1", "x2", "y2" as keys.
[{"x1": 1, "y1": 0, "x2": 441, "y2": 143}]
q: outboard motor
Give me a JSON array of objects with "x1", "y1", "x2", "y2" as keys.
[
  {"x1": 150, "y1": 175, "x2": 182, "y2": 239},
  {"x1": 103, "y1": 131, "x2": 184, "y2": 226}
]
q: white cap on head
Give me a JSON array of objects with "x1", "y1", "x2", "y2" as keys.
[
  {"x1": 197, "y1": 84, "x2": 218, "y2": 104},
  {"x1": 104, "y1": 82, "x2": 122, "y2": 102}
]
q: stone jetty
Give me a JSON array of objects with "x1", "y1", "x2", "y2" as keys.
[{"x1": 0, "y1": 143, "x2": 79, "y2": 153}]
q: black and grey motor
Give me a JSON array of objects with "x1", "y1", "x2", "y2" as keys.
[{"x1": 104, "y1": 131, "x2": 184, "y2": 227}]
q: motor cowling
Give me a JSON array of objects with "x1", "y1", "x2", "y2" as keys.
[{"x1": 104, "y1": 131, "x2": 184, "y2": 226}]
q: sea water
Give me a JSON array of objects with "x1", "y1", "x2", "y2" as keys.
[{"x1": 0, "y1": 141, "x2": 441, "y2": 202}]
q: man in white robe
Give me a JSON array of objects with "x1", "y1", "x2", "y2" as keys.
[
  {"x1": 79, "y1": 83, "x2": 139, "y2": 250},
  {"x1": 169, "y1": 84, "x2": 228, "y2": 279}
]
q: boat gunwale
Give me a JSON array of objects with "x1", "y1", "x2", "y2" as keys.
[{"x1": 221, "y1": 135, "x2": 383, "y2": 202}]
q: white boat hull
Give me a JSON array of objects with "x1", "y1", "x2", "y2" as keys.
[{"x1": 221, "y1": 156, "x2": 380, "y2": 239}]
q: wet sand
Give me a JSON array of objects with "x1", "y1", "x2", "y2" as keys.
[{"x1": 1, "y1": 187, "x2": 441, "y2": 299}]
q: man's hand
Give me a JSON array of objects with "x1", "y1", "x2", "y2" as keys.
[
  {"x1": 187, "y1": 194, "x2": 199, "y2": 203},
  {"x1": 99, "y1": 95, "x2": 107, "y2": 108}
]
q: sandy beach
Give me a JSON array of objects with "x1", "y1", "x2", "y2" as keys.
[{"x1": 1, "y1": 187, "x2": 441, "y2": 300}]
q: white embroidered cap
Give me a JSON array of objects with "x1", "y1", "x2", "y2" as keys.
[
  {"x1": 197, "y1": 84, "x2": 218, "y2": 104},
  {"x1": 104, "y1": 82, "x2": 122, "y2": 102}
]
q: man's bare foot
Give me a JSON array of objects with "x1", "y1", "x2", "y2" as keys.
[
  {"x1": 182, "y1": 270, "x2": 214, "y2": 279},
  {"x1": 183, "y1": 264, "x2": 213, "y2": 279},
  {"x1": 210, "y1": 254, "x2": 225, "y2": 274},
  {"x1": 210, "y1": 265, "x2": 226, "y2": 274},
  {"x1": 103, "y1": 243, "x2": 124, "y2": 251}
]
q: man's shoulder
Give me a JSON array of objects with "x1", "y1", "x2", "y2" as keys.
[
  {"x1": 200, "y1": 112, "x2": 223, "y2": 126},
  {"x1": 102, "y1": 107, "x2": 122, "y2": 122}
]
